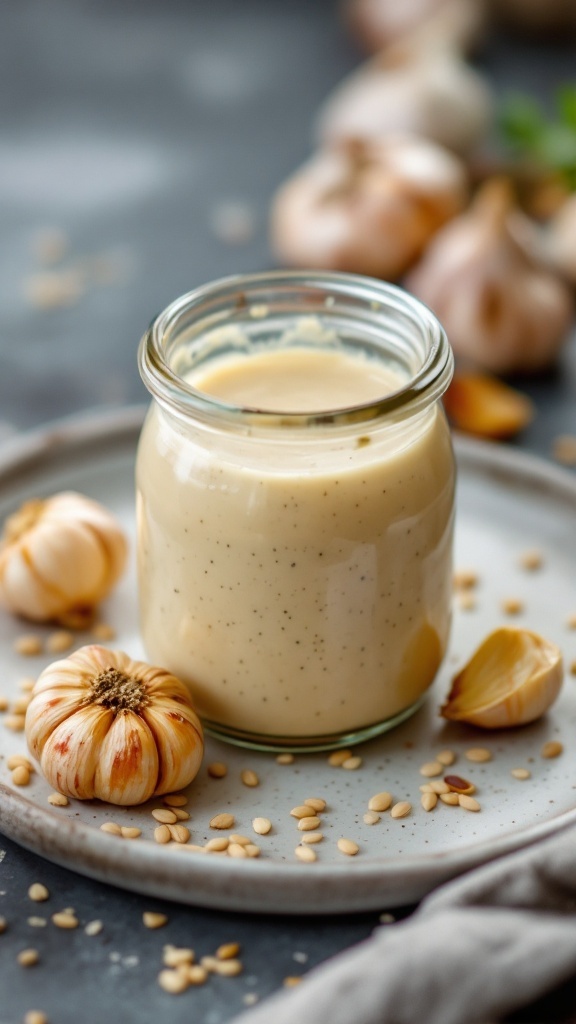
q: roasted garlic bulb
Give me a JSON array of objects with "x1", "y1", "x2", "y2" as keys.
[
  {"x1": 0, "y1": 491, "x2": 127, "y2": 624},
  {"x1": 270, "y1": 136, "x2": 468, "y2": 279},
  {"x1": 315, "y1": 41, "x2": 493, "y2": 156},
  {"x1": 406, "y1": 177, "x2": 574, "y2": 374},
  {"x1": 25, "y1": 646, "x2": 204, "y2": 805},
  {"x1": 441, "y1": 627, "x2": 563, "y2": 728}
]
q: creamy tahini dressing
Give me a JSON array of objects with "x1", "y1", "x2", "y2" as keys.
[{"x1": 136, "y1": 345, "x2": 454, "y2": 739}]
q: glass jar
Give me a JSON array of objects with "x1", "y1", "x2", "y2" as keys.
[{"x1": 136, "y1": 271, "x2": 455, "y2": 751}]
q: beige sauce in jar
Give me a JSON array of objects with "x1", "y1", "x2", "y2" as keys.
[{"x1": 136, "y1": 344, "x2": 454, "y2": 741}]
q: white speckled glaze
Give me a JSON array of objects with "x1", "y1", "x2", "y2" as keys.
[{"x1": 0, "y1": 409, "x2": 575, "y2": 914}]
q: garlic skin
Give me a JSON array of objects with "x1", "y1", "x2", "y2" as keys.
[
  {"x1": 406, "y1": 178, "x2": 574, "y2": 374},
  {"x1": 270, "y1": 136, "x2": 468, "y2": 279},
  {"x1": 546, "y1": 193, "x2": 576, "y2": 287},
  {"x1": 441, "y1": 627, "x2": 563, "y2": 729},
  {"x1": 315, "y1": 44, "x2": 493, "y2": 156},
  {"x1": 25, "y1": 645, "x2": 204, "y2": 805},
  {"x1": 344, "y1": 0, "x2": 487, "y2": 55},
  {"x1": 0, "y1": 491, "x2": 127, "y2": 624}
]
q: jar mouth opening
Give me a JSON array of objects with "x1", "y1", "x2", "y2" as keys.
[{"x1": 139, "y1": 271, "x2": 453, "y2": 429}]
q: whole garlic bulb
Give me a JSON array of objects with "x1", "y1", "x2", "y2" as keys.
[
  {"x1": 405, "y1": 177, "x2": 575, "y2": 374},
  {"x1": 0, "y1": 491, "x2": 127, "y2": 624},
  {"x1": 25, "y1": 645, "x2": 204, "y2": 805},
  {"x1": 315, "y1": 43, "x2": 493, "y2": 156},
  {"x1": 546, "y1": 193, "x2": 576, "y2": 287},
  {"x1": 344, "y1": 0, "x2": 487, "y2": 55},
  {"x1": 270, "y1": 136, "x2": 468, "y2": 279}
]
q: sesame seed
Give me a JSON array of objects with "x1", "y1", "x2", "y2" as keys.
[
  {"x1": 436, "y1": 749, "x2": 456, "y2": 766},
  {"x1": 290, "y1": 804, "x2": 315, "y2": 819},
  {"x1": 241, "y1": 769, "x2": 259, "y2": 788},
  {"x1": 100, "y1": 822, "x2": 122, "y2": 836},
  {"x1": 453, "y1": 570, "x2": 478, "y2": 590},
  {"x1": 297, "y1": 816, "x2": 321, "y2": 832},
  {"x1": 14, "y1": 635, "x2": 42, "y2": 657},
  {"x1": 519, "y1": 550, "x2": 543, "y2": 571},
  {"x1": 85, "y1": 920, "x2": 103, "y2": 936},
  {"x1": 45, "y1": 630, "x2": 74, "y2": 654},
  {"x1": 18, "y1": 677, "x2": 36, "y2": 691},
  {"x1": 205, "y1": 837, "x2": 229, "y2": 852},
  {"x1": 363, "y1": 811, "x2": 380, "y2": 825},
  {"x1": 92, "y1": 622, "x2": 116, "y2": 641},
  {"x1": 27, "y1": 917, "x2": 47, "y2": 928},
  {"x1": 186, "y1": 964, "x2": 208, "y2": 985},
  {"x1": 12, "y1": 765, "x2": 31, "y2": 786},
  {"x1": 214, "y1": 958, "x2": 243, "y2": 977},
  {"x1": 209, "y1": 813, "x2": 235, "y2": 830},
  {"x1": 283, "y1": 976, "x2": 302, "y2": 987},
  {"x1": 158, "y1": 968, "x2": 189, "y2": 994},
  {"x1": 11, "y1": 695, "x2": 32, "y2": 714},
  {"x1": 154, "y1": 825, "x2": 172, "y2": 845},
  {"x1": 52, "y1": 912, "x2": 79, "y2": 929},
  {"x1": 419, "y1": 761, "x2": 443, "y2": 778},
  {"x1": 163, "y1": 946, "x2": 195, "y2": 968},
  {"x1": 207, "y1": 762, "x2": 228, "y2": 778},
  {"x1": 327, "y1": 749, "x2": 352, "y2": 766},
  {"x1": 367, "y1": 792, "x2": 392, "y2": 812},
  {"x1": 457, "y1": 593, "x2": 476, "y2": 611},
  {"x1": 300, "y1": 832, "x2": 323, "y2": 844},
  {"x1": 244, "y1": 843, "x2": 261, "y2": 858},
  {"x1": 295, "y1": 844, "x2": 317, "y2": 863},
  {"x1": 47, "y1": 793, "x2": 69, "y2": 807},
  {"x1": 342, "y1": 756, "x2": 362, "y2": 770},
  {"x1": 143, "y1": 912, "x2": 168, "y2": 930},
  {"x1": 167, "y1": 824, "x2": 190, "y2": 844},
  {"x1": 541, "y1": 740, "x2": 563, "y2": 759},
  {"x1": 439, "y1": 792, "x2": 459, "y2": 805},
  {"x1": 511, "y1": 768, "x2": 531, "y2": 780},
  {"x1": 458, "y1": 794, "x2": 481, "y2": 812},
  {"x1": 23, "y1": 1011, "x2": 48, "y2": 1024},
  {"x1": 4, "y1": 714, "x2": 26, "y2": 731},
  {"x1": 7, "y1": 754, "x2": 33, "y2": 771},
  {"x1": 216, "y1": 942, "x2": 241, "y2": 960},
  {"x1": 465, "y1": 747, "x2": 492, "y2": 763},
  {"x1": 427, "y1": 780, "x2": 451, "y2": 794},
  {"x1": 390, "y1": 801, "x2": 411, "y2": 819},
  {"x1": 303, "y1": 797, "x2": 326, "y2": 812},
  {"x1": 252, "y1": 817, "x2": 272, "y2": 835},
  {"x1": 421, "y1": 792, "x2": 438, "y2": 811},
  {"x1": 228, "y1": 843, "x2": 248, "y2": 859},
  {"x1": 276, "y1": 753, "x2": 294, "y2": 765},
  {"x1": 17, "y1": 949, "x2": 39, "y2": 967},
  {"x1": 151, "y1": 808, "x2": 178, "y2": 824},
  {"x1": 501, "y1": 597, "x2": 523, "y2": 615},
  {"x1": 28, "y1": 884, "x2": 49, "y2": 903},
  {"x1": 162, "y1": 793, "x2": 188, "y2": 807},
  {"x1": 337, "y1": 838, "x2": 359, "y2": 856},
  {"x1": 120, "y1": 827, "x2": 142, "y2": 840}
]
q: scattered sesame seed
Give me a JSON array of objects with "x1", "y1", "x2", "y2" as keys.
[
  {"x1": 120, "y1": 827, "x2": 142, "y2": 840},
  {"x1": 243, "y1": 993, "x2": 259, "y2": 1006},
  {"x1": 11, "y1": 695, "x2": 32, "y2": 714},
  {"x1": 228, "y1": 843, "x2": 248, "y2": 859},
  {"x1": 207, "y1": 762, "x2": 228, "y2": 778},
  {"x1": 541, "y1": 740, "x2": 563, "y2": 759},
  {"x1": 163, "y1": 946, "x2": 195, "y2": 968},
  {"x1": 327, "y1": 749, "x2": 352, "y2": 767},
  {"x1": 3, "y1": 714, "x2": 26, "y2": 732},
  {"x1": 519, "y1": 550, "x2": 543, "y2": 571},
  {"x1": 300, "y1": 832, "x2": 323, "y2": 844},
  {"x1": 23, "y1": 1010, "x2": 48, "y2": 1024},
  {"x1": 368, "y1": 792, "x2": 392, "y2": 812},
  {"x1": 337, "y1": 838, "x2": 359, "y2": 856},
  {"x1": 240, "y1": 769, "x2": 259, "y2": 788},
  {"x1": 458, "y1": 794, "x2": 481, "y2": 812},
  {"x1": 511, "y1": 768, "x2": 531, "y2": 780},
  {"x1": 297, "y1": 816, "x2": 321, "y2": 832},
  {"x1": 390, "y1": 801, "x2": 412, "y2": 819},
  {"x1": 252, "y1": 817, "x2": 272, "y2": 836},
  {"x1": 421, "y1": 792, "x2": 437, "y2": 811},
  {"x1": 17, "y1": 949, "x2": 40, "y2": 967},
  {"x1": 290, "y1": 804, "x2": 314, "y2": 819},
  {"x1": 171, "y1": 807, "x2": 190, "y2": 822},
  {"x1": 28, "y1": 884, "x2": 49, "y2": 903},
  {"x1": 295, "y1": 844, "x2": 317, "y2": 863},
  {"x1": 566, "y1": 614, "x2": 576, "y2": 630},
  {"x1": 419, "y1": 761, "x2": 443, "y2": 778},
  {"x1": 14, "y1": 635, "x2": 42, "y2": 657},
  {"x1": 457, "y1": 592, "x2": 476, "y2": 611},
  {"x1": 444, "y1": 775, "x2": 475, "y2": 795},
  {"x1": 167, "y1": 824, "x2": 190, "y2": 844},
  {"x1": 143, "y1": 912, "x2": 168, "y2": 930},
  {"x1": 276, "y1": 753, "x2": 294, "y2": 765},
  {"x1": 205, "y1": 837, "x2": 229, "y2": 852},
  {"x1": 283, "y1": 976, "x2": 303, "y2": 987},
  {"x1": 209, "y1": 813, "x2": 235, "y2": 830},
  {"x1": 186, "y1": 964, "x2": 208, "y2": 985},
  {"x1": 214, "y1": 958, "x2": 243, "y2": 977},
  {"x1": 342, "y1": 756, "x2": 362, "y2": 770},
  {"x1": 27, "y1": 917, "x2": 47, "y2": 928},
  {"x1": 91, "y1": 622, "x2": 116, "y2": 641},
  {"x1": 216, "y1": 942, "x2": 241, "y2": 960},
  {"x1": 7, "y1": 754, "x2": 33, "y2": 771},
  {"x1": 363, "y1": 811, "x2": 380, "y2": 825},
  {"x1": 440, "y1": 792, "x2": 459, "y2": 805},
  {"x1": 158, "y1": 968, "x2": 189, "y2": 994},
  {"x1": 501, "y1": 597, "x2": 524, "y2": 615},
  {"x1": 100, "y1": 822, "x2": 122, "y2": 836},
  {"x1": 45, "y1": 630, "x2": 74, "y2": 654},
  {"x1": 12, "y1": 765, "x2": 30, "y2": 786},
  {"x1": 379, "y1": 912, "x2": 395, "y2": 924},
  {"x1": 18, "y1": 677, "x2": 36, "y2": 692},
  {"x1": 244, "y1": 843, "x2": 261, "y2": 858},
  {"x1": 303, "y1": 797, "x2": 326, "y2": 813},
  {"x1": 436, "y1": 749, "x2": 456, "y2": 766},
  {"x1": 151, "y1": 808, "x2": 178, "y2": 824},
  {"x1": 427, "y1": 780, "x2": 451, "y2": 794},
  {"x1": 52, "y1": 911, "x2": 78, "y2": 929},
  {"x1": 85, "y1": 920, "x2": 103, "y2": 936},
  {"x1": 453, "y1": 570, "x2": 478, "y2": 590},
  {"x1": 465, "y1": 747, "x2": 492, "y2": 763},
  {"x1": 162, "y1": 793, "x2": 188, "y2": 807}
]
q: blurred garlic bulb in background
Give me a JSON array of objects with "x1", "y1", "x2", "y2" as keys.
[
  {"x1": 315, "y1": 40, "x2": 493, "y2": 156},
  {"x1": 546, "y1": 193, "x2": 576, "y2": 286},
  {"x1": 405, "y1": 177, "x2": 574, "y2": 374},
  {"x1": 270, "y1": 135, "x2": 468, "y2": 279},
  {"x1": 344, "y1": 0, "x2": 487, "y2": 54}
]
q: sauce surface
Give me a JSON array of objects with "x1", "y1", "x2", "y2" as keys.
[{"x1": 137, "y1": 344, "x2": 455, "y2": 741}]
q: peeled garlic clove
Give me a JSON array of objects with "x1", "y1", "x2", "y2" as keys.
[
  {"x1": 406, "y1": 177, "x2": 575, "y2": 374},
  {"x1": 270, "y1": 135, "x2": 468, "y2": 280},
  {"x1": 546, "y1": 193, "x2": 576, "y2": 287},
  {"x1": 443, "y1": 372, "x2": 534, "y2": 439},
  {"x1": 315, "y1": 44, "x2": 493, "y2": 156},
  {"x1": 344, "y1": 0, "x2": 487, "y2": 54},
  {"x1": 0, "y1": 491, "x2": 127, "y2": 624},
  {"x1": 441, "y1": 627, "x2": 563, "y2": 729},
  {"x1": 25, "y1": 646, "x2": 204, "y2": 805}
]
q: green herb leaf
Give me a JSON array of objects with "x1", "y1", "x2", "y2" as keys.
[{"x1": 500, "y1": 84, "x2": 576, "y2": 190}]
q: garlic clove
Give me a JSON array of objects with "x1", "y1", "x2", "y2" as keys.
[
  {"x1": 25, "y1": 646, "x2": 204, "y2": 806},
  {"x1": 441, "y1": 627, "x2": 563, "y2": 728},
  {"x1": 406, "y1": 177, "x2": 575, "y2": 374},
  {"x1": 443, "y1": 372, "x2": 534, "y2": 439},
  {"x1": 0, "y1": 491, "x2": 127, "y2": 624},
  {"x1": 40, "y1": 704, "x2": 114, "y2": 800},
  {"x1": 315, "y1": 43, "x2": 493, "y2": 156},
  {"x1": 270, "y1": 135, "x2": 468, "y2": 280},
  {"x1": 94, "y1": 711, "x2": 159, "y2": 806}
]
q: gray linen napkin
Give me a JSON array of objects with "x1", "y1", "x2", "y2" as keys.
[{"x1": 232, "y1": 821, "x2": 576, "y2": 1024}]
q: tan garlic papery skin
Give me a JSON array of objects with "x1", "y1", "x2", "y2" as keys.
[
  {"x1": 314, "y1": 43, "x2": 493, "y2": 156},
  {"x1": 25, "y1": 646, "x2": 204, "y2": 805},
  {"x1": 270, "y1": 136, "x2": 468, "y2": 280},
  {"x1": 344, "y1": 0, "x2": 487, "y2": 55},
  {"x1": 546, "y1": 194, "x2": 576, "y2": 287},
  {"x1": 405, "y1": 178, "x2": 575, "y2": 374},
  {"x1": 0, "y1": 491, "x2": 127, "y2": 623}
]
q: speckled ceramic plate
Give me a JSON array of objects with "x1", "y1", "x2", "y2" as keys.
[{"x1": 1, "y1": 408, "x2": 576, "y2": 915}]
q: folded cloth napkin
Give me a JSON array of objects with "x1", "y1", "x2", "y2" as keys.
[{"x1": 232, "y1": 820, "x2": 576, "y2": 1024}]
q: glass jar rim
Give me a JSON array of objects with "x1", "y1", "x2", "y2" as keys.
[{"x1": 138, "y1": 270, "x2": 453, "y2": 429}]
